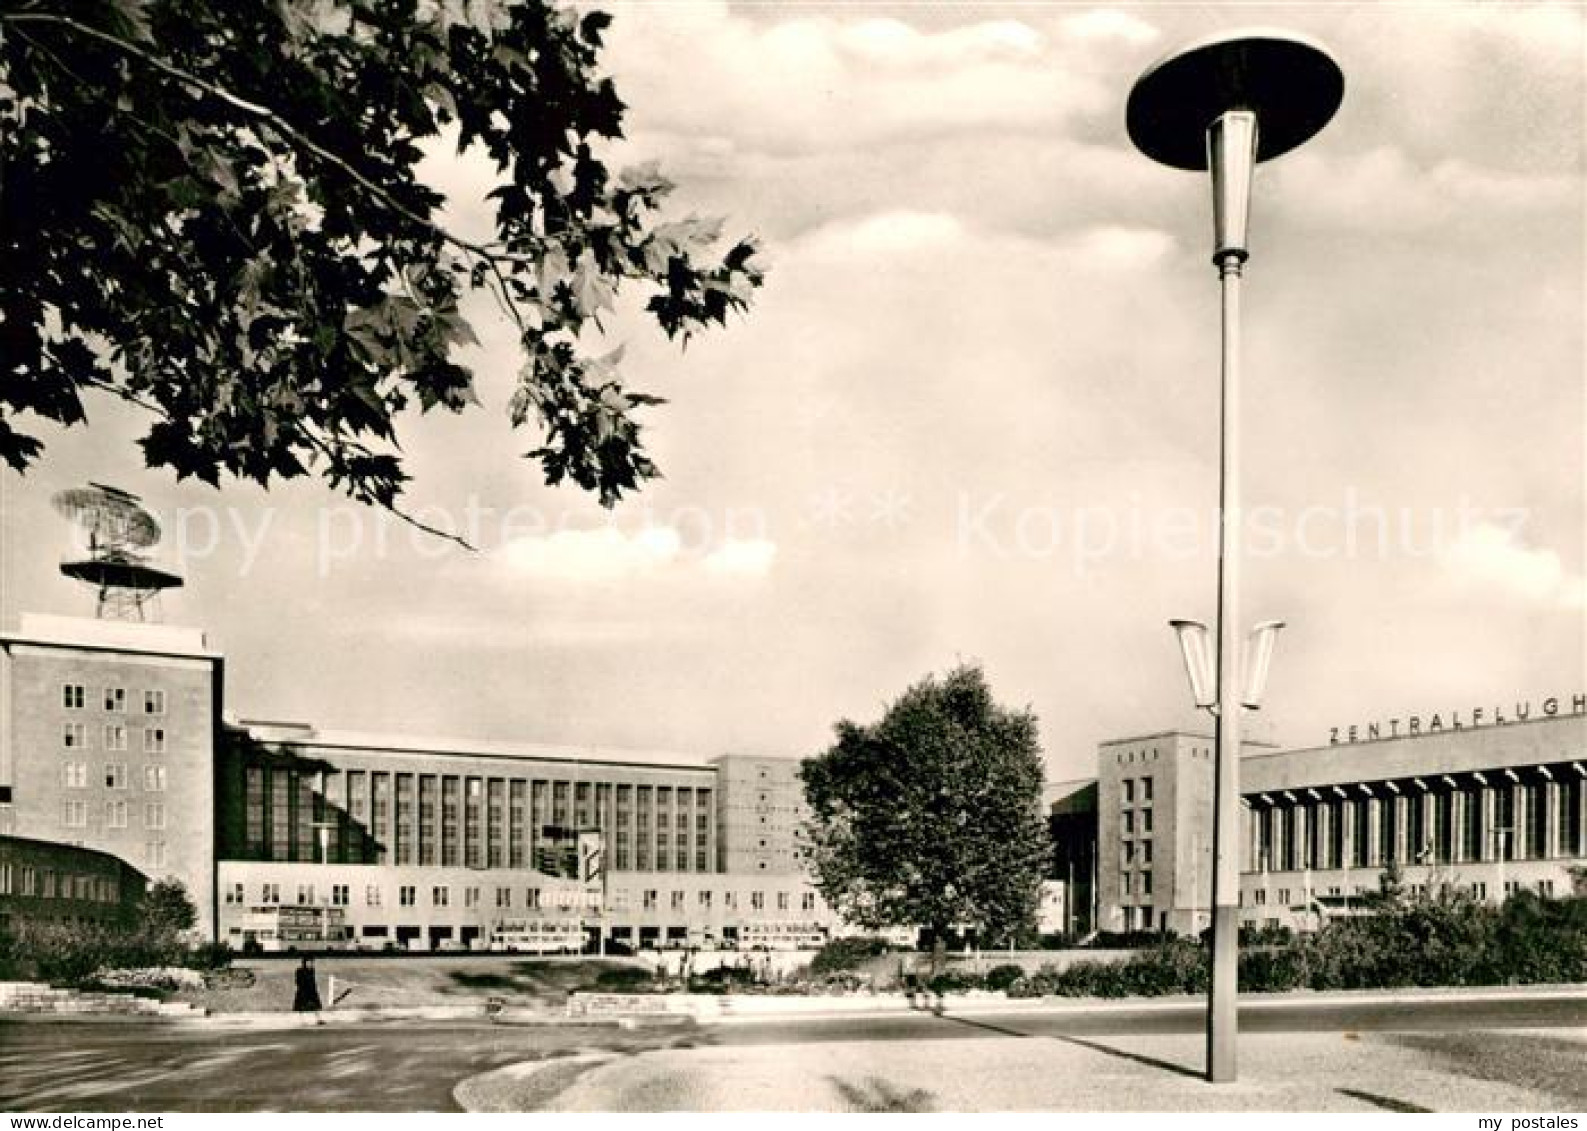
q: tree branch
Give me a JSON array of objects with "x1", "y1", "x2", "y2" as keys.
[{"x1": 2, "y1": 10, "x2": 537, "y2": 272}]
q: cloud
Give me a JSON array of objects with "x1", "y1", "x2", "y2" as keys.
[
  {"x1": 499, "y1": 525, "x2": 682, "y2": 581},
  {"x1": 494, "y1": 525, "x2": 776, "y2": 584},
  {"x1": 1058, "y1": 9, "x2": 1160, "y2": 47},
  {"x1": 603, "y1": 1, "x2": 1107, "y2": 155},
  {"x1": 1441, "y1": 522, "x2": 1586, "y2": 610},
  {"x1": 703, "y1": 538, "x2": 777, "y2": 577},
  {"x1": 1271, "y1": 147, "x2": 1577, "y2": 235}
]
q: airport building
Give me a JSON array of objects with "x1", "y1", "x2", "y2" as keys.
[
  {"x1": 3, "y1": 569, "x2": 1583, "y2": 951},
  {"x1": 0, "y1": 613, "x2": 834, "y2": 951},
  {"x1": 1061, "y1": 702, "x2": 1587, "y2": 936}
]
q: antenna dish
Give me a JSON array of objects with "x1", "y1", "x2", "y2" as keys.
[{"x1": 50, "y1": 484, "x2": 182, "y2": 621}]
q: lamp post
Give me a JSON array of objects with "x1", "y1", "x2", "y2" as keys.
[{"x1": 1128, "y1": 30, "x2": 1343, "y2": 1083}]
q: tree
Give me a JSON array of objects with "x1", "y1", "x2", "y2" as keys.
[
  {"x1": 0, "y1": 0, "x2": 763, "y2": 537},
  {"x1": 136, "y1": 877, "x2": 198, "y2": 938},
  {"x1": 799, "y1": 664, "x2": 1051, "y2": 975}
]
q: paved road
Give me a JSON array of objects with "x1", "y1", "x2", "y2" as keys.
[
  {"x1": 0, "y1": 1020, "x2": 691, "y2": 1112},
  {"x1": 706, "y1": 992, "x2": 1587, "y2": 1046},
  {"x1": 2, "y1": 991, "x2": 1582, "y2": 1111}
]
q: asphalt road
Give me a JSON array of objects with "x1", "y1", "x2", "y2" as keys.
[
  {"x1": 0, "y1": 1020, "x2": 691, "y2": 1112},
  {"x1": 708, "y1": 992, "x2": 1587, "y2": 1046},
  {"x1": 2, "y1": 991, "x2": 1582, "y2": 1112}
]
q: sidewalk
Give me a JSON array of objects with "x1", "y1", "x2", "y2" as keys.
[{"x1": 458, "y1": 1028, "x2": 1586, "y2": 1112}]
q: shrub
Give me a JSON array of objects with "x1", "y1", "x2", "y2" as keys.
[
  {"x1": 984, "y1": 963, "x2": 1025, "y2": 992},
  {"x1": 1087, "y1": 930, "x2": 1164, "y2": 950},
  {"x1": 592, "y1": 966, "x2": 654, "y2": 991},
  {"x1": 809, "y1": 936, "x2": 892, "y2": 976},
  {"x1": 926, "y1": 969, "x2": 983, "y2": 994},
  {"x1": 188, "y1": 941, "x2": 235, "y2": 971}
]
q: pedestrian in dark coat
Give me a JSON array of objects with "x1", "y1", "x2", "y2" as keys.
[{"x1": 293, "y1": 957, "x2": 323, "y2": 1012}]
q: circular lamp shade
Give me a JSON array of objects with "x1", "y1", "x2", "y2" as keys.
[{"x1": 1127, "y1": 29, "x2": 1344, "y2": 170}]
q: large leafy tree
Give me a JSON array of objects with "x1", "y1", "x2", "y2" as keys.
[
  {"x1": 800, "y1": 664, "x2": 1050, "y2": 969},
  {"x1": 0, "y1": 0, "x2": 762, "y2": 536}
]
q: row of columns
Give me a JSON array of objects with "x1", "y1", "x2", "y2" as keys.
[{"x1": 1245, "y1": 763, "x2": 1586, "y2": 873}]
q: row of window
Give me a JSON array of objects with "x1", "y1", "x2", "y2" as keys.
[
  {"x1": 242, "y1": 765, "x2": 717, "y2": 871},
  {"x1": 1121, "y1": 776, "x2": 1155, "y2": 805},
  {"x1": 1244, "y1": 878, "x2": 1556, "y2": 908},
  {"x1": 0, "y1": 862, "x2": 122, "y2": 902},
  {"x1": 60, "y1": 799, "x2": 166, "y2": 829},
  {"x1": 60, "y1": 762, "x2": 168, "y2": 791},
  {"x1": 1120, "y1": 870, "x2": 1154, "y2": 898},
  {"x1": 62, "y1": 684, "x2": 166, "y2": 714},
  {"x1": 220, "y1": 880, "x2": 821, "y2": 916},
  {"x1": 62, "y1": 723, "x2": 167, "y2": 753},
  {"x1": 1121, "y1": 809, "x2": 1154, "y2": 835},
  {"x1": 1121, "y1": 839, "x2": 1154, "y2": 867}
]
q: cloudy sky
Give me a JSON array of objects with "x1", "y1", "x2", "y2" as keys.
[{"x1": 2, "y1": 2, "x2": 1583, "y2": 783}]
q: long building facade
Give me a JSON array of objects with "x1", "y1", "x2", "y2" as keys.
[
  {"x1": 0, "y1": 614, "x2": 834, "y2": 951},
  {"x1": 1090, "y1": 704, "x2": 1587, "y2": 936}
]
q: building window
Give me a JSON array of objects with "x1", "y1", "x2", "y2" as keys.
[
  {"x1": 1142, "y1": 809, "x2": 1154, "y2": 833},
  {"x1": 433, "y1": 886, "x2": 450, "y2": 907},
  {"x1": 1123, "y1": 841, "x2": 1135, "y2": 866},
  {"x1": 643, "y1": 889, "x2": 658, "y2": 910},
  {"x1": 1123, "y1": 811, "x2": 1134, "y2": 834},
  {"x1": 724, "y1": 891, "x2": 738, "y2": 910},
  {"x1": 1141, "y1": 777, "x2": 1154, "y2": 802},
  {"x1": 1254, "y1": 889, "x2": 1266, "y2": 905},
  {"x1": 63, "y1": 683, "x2": 85, "y2": 709},
  {"x1": 1122, "y1": 872, "x2": 1132, "y2": 895},
  {"x1": 1470, "y1": 882, "x2": 1487, "y2": 900},
  {"x1": 144, "y1": 728, "x2": 167, "y2": 754},
  {"x1": 104, "y1": 762, "x2": 128, "y2": 789},
  {"x1": 62, "y1": 762, "x2": 87, "y2": 789},
  {"x1": 105, "y1": 800, "x2": 128, "y2": 828},
  {"x1": 224, "y1": 882, "x2": 244, "y2": 905},
  {"x1": 801, "y1": 892, "x2": 816, "y2": 912},
  {"x1": 526, "y1": 888, "x2": 540, "y2": 909},
  {"x1": 332, "y1": 884, "x2": 350, "y2": 906},
  {"x1": 699, "y1": 890, "x2": 713, "y2": 909},
  {"x1": 670, "y1": 890, "x2": 685, "y2": 911},
  {"x1": 497, "y1": 887, "x2": 512, "y2": 908},
  {"x1": 145, "y1": 802, "x2": 166, "y2": 829},
  {"x1": 1276, "y1": 888, "x2": 1290, "y2": 905},
  {"x1": 62, "y1": 800, "x2": 88, "y2": 828},
  {"x1": 262, "y1": 882, "x2": 281, "y2": 905},
  {"x1": 104, "y1": 687, "x2": 126, "y2": 712},
  {"x1": 777, "y1": 891, "x2": 790, "y2": 912},
  {"x1": 104, "y1": 725, "x2": 128, "y2": 751},
  {"x1": 298, "y1": 884, "x2": 315, "y2": 906},
  {"x1": 1141, "y1": 872, "x2": 1153, "y2": 896},
  {"x1": 750, "y1": 891, "x2": 765, "y2": 911},
  {"x1": 1142, "y1": 840, "x2": 1153, "y2": 864},
  {"x1": 144, "y1": 689, "x2": 166, "y2": 715},
  {"x1": 465, "y1": 887, "x2": 479, "y2": 908},
  {"x1": 1538, "y1": 879, "x2": 1555, "y2": 898},
  {"x1": 366, "y1": 885, "x2": 382, "y2": 907},
  {"x1": 143, "y1": 765, "x2": 166, "y2": 792},
  {"x1": 399, "y1": 886, "x2": 416, "y2": 907},
  {"x1": 63, "y1": 722, "x2": 87, "y2": 749},
  {"x1": 1123, "y1": 780, "x2": 1135, "y2": 804}
]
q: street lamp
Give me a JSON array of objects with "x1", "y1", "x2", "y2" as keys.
[{"x1": 1128, "y1": 29, "x2": 1343, "y2": 1084}]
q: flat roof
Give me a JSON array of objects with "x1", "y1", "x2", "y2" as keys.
[
  {"x1": 2, "y1": 613, "x2": 218, "y2": 659},
  {"x1": 239, "y1": 720, "x2": 719, "y2": 773},
  {"x1": 1097, "y1": 729, "x2": 1279, "y2": 750}
]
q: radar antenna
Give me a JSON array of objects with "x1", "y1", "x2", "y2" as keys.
[{"x1": 51, "y1": 484, "x2": 183, "y2": 621}]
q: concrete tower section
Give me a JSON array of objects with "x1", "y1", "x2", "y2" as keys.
[
  {"x1": 0, "y1": 614, "x2": 224, "y2": 938},
  {"x1": 1096, "y1": 731, "x2": 1277, "y2": 936},
  {"x1": 711, "y1": 754, "x2": 808, "y2": 875}
]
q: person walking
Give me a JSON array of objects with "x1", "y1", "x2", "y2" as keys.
[{"x1": 293, "y1": 957, "x2": 323, "y2": 1012}]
